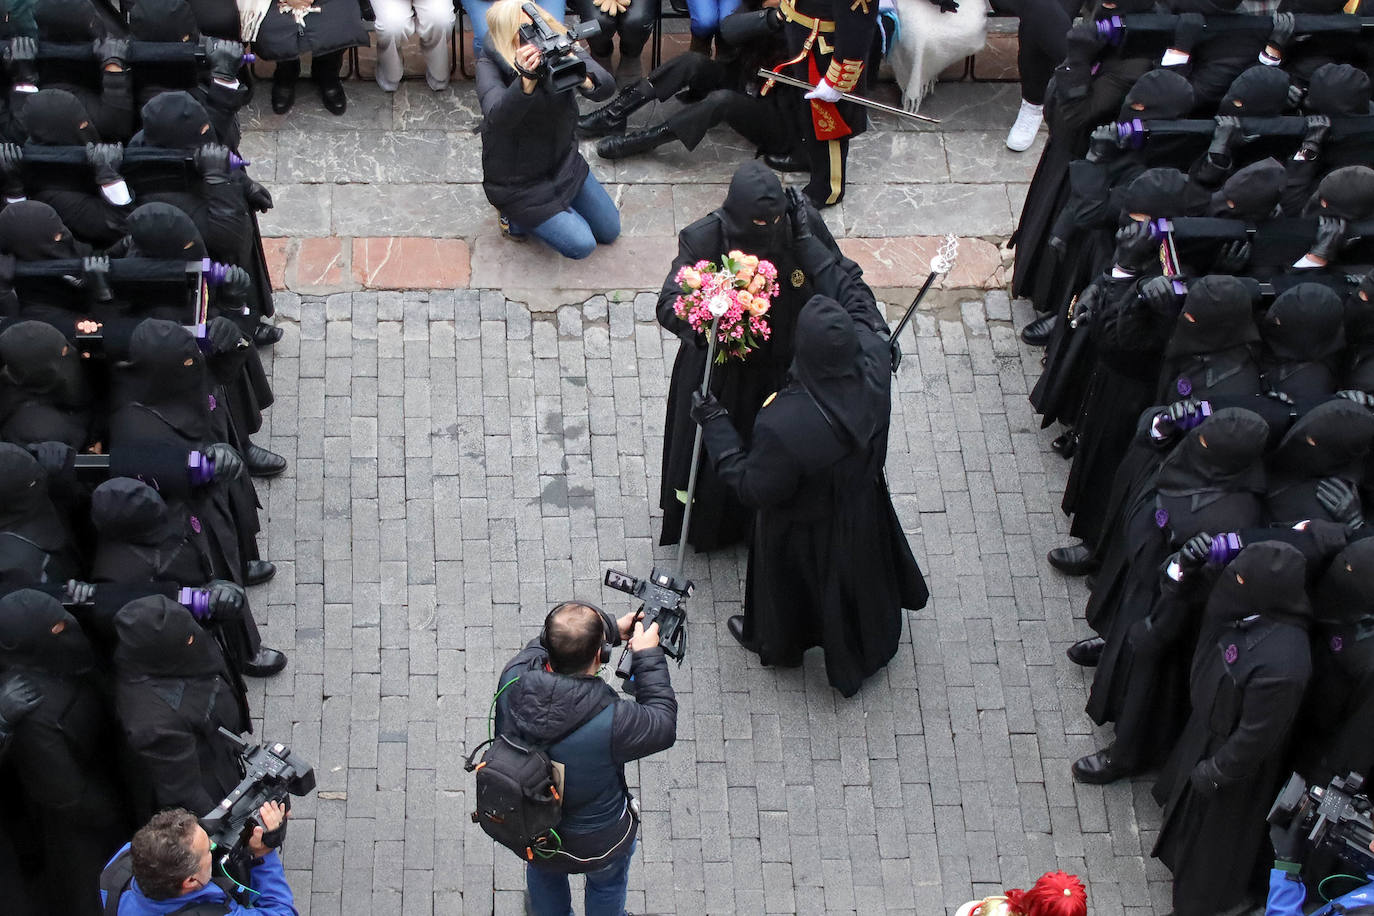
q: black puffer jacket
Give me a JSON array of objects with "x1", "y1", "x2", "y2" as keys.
[{"x1": 493, "y1": 637, "x2": 677, "y2": 871}]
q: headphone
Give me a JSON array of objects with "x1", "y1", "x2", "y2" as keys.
[{"x1": 540, "y1": 601, "x2": 618, "y2": 668}]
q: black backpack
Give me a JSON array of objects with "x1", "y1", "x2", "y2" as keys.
[
  {"x1": 98, "y1": 846, "x2": 233, "y2": 915},
  {"x1": 465, "y1": 677, "x2": 612, "y2": 862}
]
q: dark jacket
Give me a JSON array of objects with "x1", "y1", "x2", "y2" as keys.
[
  {"x1": 251, "y1": 0, "x2": 368, "y2": 61},
  {"x1": 475, "y1": 45, "x2": 613, "y2": 228},
  {"x1": 493, "y1": 637, "x2": 676, "y2": 871}
]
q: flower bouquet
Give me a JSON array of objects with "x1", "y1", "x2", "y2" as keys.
[{"x1": 672, "y1": 250, "x2": 779, "y2": 364}]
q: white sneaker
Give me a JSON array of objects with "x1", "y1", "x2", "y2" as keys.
[{"x1": 1006, "y1": 99, "x2": 1044, "y2": 152}]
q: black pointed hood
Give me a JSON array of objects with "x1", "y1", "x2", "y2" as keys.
[
  {"x1": 1155, "y1": 408, "x2": 1269, "y2": 538},
  {"x1": 0, "y1": 201, "x2": 87, "y2": 261},
  {"x1": 1219, "y1": 66, "x2": 1292, "y2": 117},
  {"x1": 19, "y1": 88, "x2": 100, "y2": 145},
  {"x1": 790, "y1": 295, "x2": 884, "y2": 445},
  {"x1": 136, "y1": 91, "x2": 216, "y2": 150},
  {"x1": 1164, "y1": 275, "x2": 1259, "y2": 357},
  {"x1": 0, "y1": 442, "x2": 66, "y2": 550},
  {"x1": 1208, "y1": 158, "x2": 1284, "y2": 221},
  {"x1": 1313, "y1": 538, "x2": 1374, "y2": 626},
  {"x1": 128, "y1": 0, "x2": 199, "y2": 41},
  {"x1": 1204, "y1": 540, "x2": 1312, "y2": 630},
  {"x1": 0, "y1": 588, "x2": 94, "y2": 674},
  {"x1": 719, "y1": 161, "x2": 789, "y2": 255},
  {"x1": 1301, "y1": 166, "x2": 1374, "y2": 222},
  {"x1": 126, "y1": 202, "x2": 208, "y2": 261},
  {"x1": 0, "y1": 320, "x2": 90, "y2": 410},
  {"x1": 113, "y1": 595, "x2": 226, "y2": 678},
  {"x1": 1305, "y1": 63, "x2": 1373, "y2": 117},
  {"x1": 34, "y1": 0, "x2": 103, "y2": 41},
  {"x1": 1118, "y1": 69, "x2": 1194, "y2": 121}
]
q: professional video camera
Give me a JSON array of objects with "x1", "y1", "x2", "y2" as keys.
[
  {"x1": 201, "y1": 729, "x2": 316, "y2": 879},
  {"x1": 604, "y1": 566, "x2": 692, "y2": 678},
  {"x1": 517, "y1": 1, "x2": 601, "y2": 92},
  {"x1": 1268, "y1": 771, "x2": 1374, "y2": 877}
]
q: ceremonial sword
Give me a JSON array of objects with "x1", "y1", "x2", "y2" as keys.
[{"x1": 756, "y1": 69, "x2": 942, "y2": 125}]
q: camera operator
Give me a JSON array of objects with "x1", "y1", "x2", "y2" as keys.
[
  {"x1": 98, "y1": 800, "x2": 297, "y2": 914},
  {"x1": 476, "y1": 0, "x2": 620, "y2": 259},
  {"x1": 493, "y1": 601, "x2": 677, "y2": 915},
  {"x1": 1268, "y1": 830, "x2": 1374, "y2": 915}
]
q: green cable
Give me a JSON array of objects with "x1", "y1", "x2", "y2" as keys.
[
  {"x1": 218, "y1": 858, "x2": 262, "y2": 897},
  {"x1": 1317, "y1": 873, "x2": 1365, "y2": 901},
  {"x1": 487, "y1": 675, "x2": 520, "y2": 740}
]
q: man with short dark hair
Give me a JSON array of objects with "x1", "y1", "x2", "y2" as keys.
[
  {"x1": 494, "y1": 601, "x2": 678, "y2": 916},
  {"x1": 98, "y1": 800, "x2": 297, "y2": 914}
]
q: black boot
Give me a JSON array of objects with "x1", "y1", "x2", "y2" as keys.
[
  {"x1": 596, "y1": 123, "x2": 674, "y2": 160},
  {"x1": 762, "y1": 149, "x2": 808, "y2": 173},
  {"x1": 578, "y1": 79, "x2": 654, "y2": 138},
  {"x1": 271, "y1": 60, "x2": 299, "y2": 115}
]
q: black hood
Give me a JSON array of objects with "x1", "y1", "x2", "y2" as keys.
[
  {"x1": 719, "y1": 161, "x2": 789, "y2": 255},
  {"x1": 1208, "y1": 158, "x2": 1284, "y2": 221},
  {"x1": 19, "y1": 88, "x2": 100, "y2": 145},
  {"x1": 126, "y1": 202, "x2": 208, "y2": 260},
  {"x1": 1313, "y1": 538, "x2": 1374, "y2": 626},
  {"x1": 90, "y1": 478, "x2": 177, "y2": 548},
  {"x1": 1305, "y1": 63, "x2": 1373, "y2": 117},
  {"x1": 128, "y1": 0, "x2": 199, "y2": 41},
  {"x1": 0, "y1": 587, "x2": 94, "y2": 674},
  {"x1": 1118, "y1": 69, "x2": 1194, "y2": 121},
  {"x1": 137, "y1": 92, "x2": 216, "y2": 150},
  {"x1": 1262, "y1": 283, "x2": 1346, "y2": 364},
  {"x1": 790, "y1": 295, "x2": 883, "y2": 445},
  {"x1": 1155, "y1": 407, "x2": 1269, "y2": 538},
  {"x1": 1164, "y1": 275, "x2": 1258, "y2": 358},
  {"x1": 1270, "y1": 399, "x2": 1374, "y2": 477},
  {"x1": 1204, "y1": 540, "x2": 1312, "y2": 630},
  {"x1": 121, "y1": 319, "x2": 213, "y2": 441},
  {"x1": 35, "y1": 0, "x2": 103, "y2": 41},
  {"x1": 1121, "y1": 168, "x2": 1196, "y2": 220},
  {"x1": 113, "y1": 595, "x2": 225, "y2": 677},
  {"x1": 0, "y1": 320, "x2": 90, "y2": 410},
  {"x1": 0, "y1": 442, "x2": 66, "y2": 550},
  {"x1": 503, "y1": 667, "x2": 617, "y2": 744},
  {"x1": 1302, "y1": 166, "x2": 1374, "y2": 222},
  {"x1": 1220, "y1": 66, "x2": 1291, "y2": 117},
  {"x1": 0, "y1": 200, "x2": 88, "y2": 261}
]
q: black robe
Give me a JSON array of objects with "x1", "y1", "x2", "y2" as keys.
[{"x1": 700, "y1": 289, "x2": 927, "y2": 697}]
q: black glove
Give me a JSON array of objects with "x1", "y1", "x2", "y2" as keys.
[
  {"x1": 204, "y1": 37, "x2": 244, "y2": 83},
  {"x1": 1211, "y1": 239, "x2": 1250, "y2": 274},
  {"x1": 220, "y1": 265, "x2": 253, "y2": 304},
  {"x1": 1286, "y1": 82, "x2": 1305, "y2": 110},
  {"x1": 93, "y1": 36, "x2": 129, "y2": 70},
  {"x1": 24, "y1": 440, "x2": 74, "y2": 477},
  {"x1": 83, "y1": 255, "x2": 113, "y2": 302},
  {"x1": 786, "y1": 186, "x2": 812, "y2": 242},
  {"x1": 1310, "y1": 216, "x2": 1347, "y2": 263},
  {"x1": 1139, "y1": 275, "x2": 1179, "y2": 315},
  {"x1": 890, "y1": 339, "x2": 902, "y2": 373},
  {"x1": 1114, "y1": 221, "x2": 1159, "y2": 274},
  {"x1": 1085, "y1": 124, "x2": 1122, "y2": 164},
  {"x1": 1155, "y1": 397, "x2": 1204, "y2": 437},
  {"x1": 206, "y1": 315, "x2": 247, "y2": 353},
  {"x1": 1298, "y1": 114, "x2": 1330, "y2": 161},
  {"x1": 193, "y1": 143, "x2": 232, "y2": 185},
  {"x1": 203, "y1": 442, "x2": 244, "y2": 481},
  {"x1": 1316, "y1": 477, "x2": 1364, "y2": 531},
  {"x1": 84, "y1": 142, "x2": 124, "y2": 187},
  {"x1": 1270, "y1": 816, "x2": 1306, "y2": 864},
  {"x1": 0, "y1": 142, "x2": 22, "y2": 198},
  {"x1": 1336, "y1": 389, "x2": 1374, "y2": 410},
  {"x1": 0, "y1": 675, "x2": 40, "y2": 732},
  {"x1": 1190, "y1": 758, "x2": 1225, "y2": 797},
  {"x1": 245, "y1": 179, "x2": 273, "y2": 213},
  {"x1": 64, "y1": 579, "x2": 96, "y2": 605},
  {"x1": 1206, "y1": 115, "x2": 1243, "y2": 165},
  {"x1": 1170, "y1": 12, "x2": 1205, "y2": 54},
  {"x1": 690, "y1": 390, "x2": 729, "y2": 426},
  {"x1": 1064, "y1": 21, "x2": 1105, "y2": 65},
  {"x1": 4, "y1": 36, "x2": 38, "y2": 86},
  {"x1": 1265, "y1": 11, "x2": 1294, "y2": 57},
  {"x1": 1178, "y1": 533, "x2": 1213, "y2": 570},
  {"x1": 206, "y1": 579, "x2": 246, "y2": 619}
]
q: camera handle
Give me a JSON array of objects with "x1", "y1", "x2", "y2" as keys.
[{"x1": 675, "y1": 313, "x2": 724, "y2": 577}]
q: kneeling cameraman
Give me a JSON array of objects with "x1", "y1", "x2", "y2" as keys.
[
  {"x1": 494, "y1": 602, "x2": 677, "y2": 915},
  {"x1": 98, "y1": 801, "x2": 297, "y2": 914},
  {"x1": 1268, "y1": 797, "x2": 1374, "y2": 916}
]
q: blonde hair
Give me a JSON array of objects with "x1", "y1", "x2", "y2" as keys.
[{"x1": 484, "y1": 0, "x2": 568, "y2": 68}]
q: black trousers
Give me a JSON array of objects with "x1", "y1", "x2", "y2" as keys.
[
  {"x1": 992, "y1": 0, "x2": 1081, "y2": 105},
  {"x1": 575, "y1": 0, "x2": 656, "y2": 58},
  {"x1": 647, "y1": 54, "x2": 792, "y2": 152}
]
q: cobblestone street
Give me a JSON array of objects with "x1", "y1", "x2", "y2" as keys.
[{"x1": 238, "y1": 68, "x2": 1176, "y2": 915}]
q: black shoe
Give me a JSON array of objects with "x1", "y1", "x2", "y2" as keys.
[
  {"x1": 242, "y1": 647, "x2": 288, "y2": 678},
  {"x1": 1066, "y1": 635, "x2": 1106, "y2": 667},
  {"x1": 596, "y1": 123, "x2": 674, "y2": 160},
  {"x1": 1020, "y1": 312, "x2": 1056, "y2": 347},
  {"x1": 726, "y1": 615, "x2": 755, "y2": 650},
  {"x1": 253, "y1": 323, "x2": 283, "y2": 347},
  {"x1": 1050, "y1": 430, "x2": 1077, "y2": 458},
  {"x1": 318, "y1": 79, "x2": 347, "y2": 115},
  {"x1": 245, "y1": 559, "x2": 277, "y2": 586},
  {"x1": 577, "y1": 78, "x2": 653, "y2": 137},
  {"x1": 1048, "y1": 543, "x2": 1098, "y2": 576},
  {"x1": 245, "y1": 444, "x2": 288, "y2": 478},
  {"x1": 271, "y1": 75, "x2": 296, "y2": 114},
  {"x1": 1071, "y1": 748, "x2": 1129, "y2": 785},
  {"x1": 762, "y1": 150, "x2": 808, "y2": 173}
]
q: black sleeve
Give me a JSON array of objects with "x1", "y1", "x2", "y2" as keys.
[
  {"x1": 1207, "y1": 673, "x2": 1308, "y2": 786},
  {"x1": 575, "y1": 48, "x2": 615, "y2": 102},
  {"x1": 706, "y1": 413, "x2": 810, "y2": 510},
  {"x1": 126, "y1": 725, "x2": 220, "y2": 816},
  {"x1": 657, "y1": 229, "x2": 711, "y2": 343},
  {"x1": 609, "y1": 646, "x2": 677, "y2": 764},
  {"x1": 493, "y1": 638, "x2": 547, "y2": 737},
  {"x1": 32, "y1": 188, "x2": 129, "y2": 248},
  {"x1": 476, "y1": 55, "x2": 538, "y2": 131},
  {"x1": 192, "y1": 182, "x2": 253, "y2": 263},
  {"x1": 718, "y1": 6, "x2": 781, "y2": 48}
]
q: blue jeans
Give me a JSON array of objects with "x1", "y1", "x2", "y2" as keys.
[
  {"x1": 507, "y1": 173, "x2": 620, "y2": 260},
  {"x1": 525, "y1": 839, "x2": 636, "y2": 916},
  {"x1": 686, "y1": 0, "x2": 740, "y2": 37},
  {"x1": 463, "y1": 0, "x2": 566, "y2": 55}
]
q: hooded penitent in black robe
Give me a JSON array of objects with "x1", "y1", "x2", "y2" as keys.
[
  {"x1": 0, "y1": 442, "x2": 81, "y2": 588},
  {"x1": 1152, "y1": 541, "x2": 1313, "y2": 916},
  {"x1": 698, "y1": 290, "x2": 927, "y2": 697},
  {"x1": 33, "y1": 0, "x2": 135, "y2": 140},
  {"x1": 1265, "y1": 398, "x2": 1374, "y2": 525},
  {"x1": 1259, "y1": 283, "x2": 1347, "y2": 404},
  {"x1": 659, "y1": 162, "x2": 845, "y2": 550},
  {"x1": 1086, "y1": 408, "x2": 1270, "y2": 772},
  {"x1": 1346, "y1": 272, "x2": 1374, "y2": 393},
  {"x1": 1156, "y1": 274, "x2": 1262, "y2": 405},
  {"x1": 0, "y1": 319, "x2": 93, "y2": 448},
  {"x1": 0, "y1": 589, "x2": 132, "y2": 916},
  {"x1": 0, "y1": 200, "x2": 94, "y2": 327},
  {"x1": 112, "y1": 594, "x2": 249, "y2": 821}
]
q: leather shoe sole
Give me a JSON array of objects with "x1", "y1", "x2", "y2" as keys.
[
  {"x1": 1066, "y1": 635, "x2": 1105, "y2": 667},
  {"x1": 242, "y1": 647, "x2": 288, "y2": 678},
  {"x1": 1048, "y1": 544, "x2": 1098, "y2": 576},
  {"x1": 1071, "y1": 749, "x2": 1128, "y2": 785}
]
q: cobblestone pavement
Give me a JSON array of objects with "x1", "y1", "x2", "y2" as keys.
[{"x1": 244, "y1": 281, "x2": 1179, "y2": 914}]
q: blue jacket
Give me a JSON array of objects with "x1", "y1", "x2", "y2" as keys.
[
  {"x1": 101, "y1": 845, "x2": 299, "y2": 916},
  {"x1": 1267, "y1": 868, "x2": 1374, "y2": 915}
]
